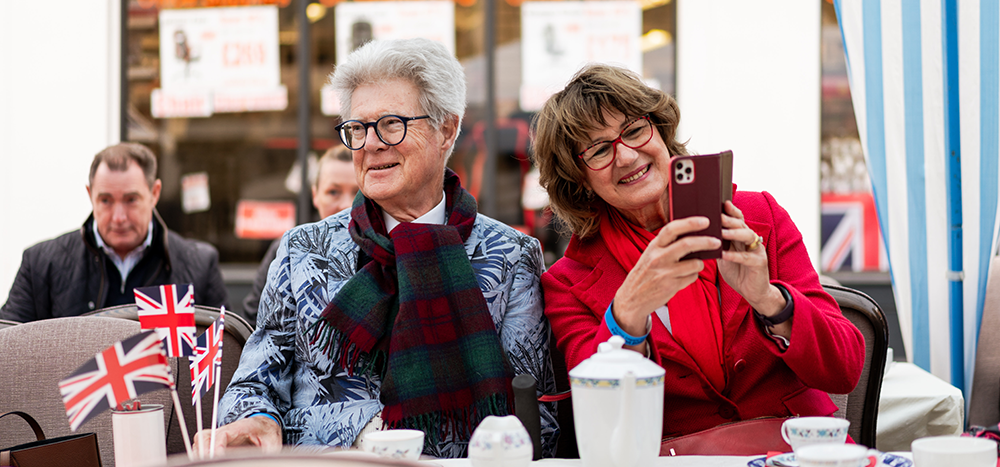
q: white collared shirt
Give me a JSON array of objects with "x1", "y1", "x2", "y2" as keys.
[
  {"x1": 93, "y1": 220, "x2": 154, "y2": 286},
  {"x1": 383, "y1": 191, "x2": 447, "y2": 232}
]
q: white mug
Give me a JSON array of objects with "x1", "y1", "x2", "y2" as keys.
[
  {"x1": 781, "y1": 417, "x2": 850, "y2": 451},
  {"x1": 111, "y1": 404, "x2": 166, "y2": 467},
  {"x1": 911, "y1": 435, "x2": 997, "y2": 467},
  {"x1": 795, "y1": 444, "x2": 878, "y2": 467}
]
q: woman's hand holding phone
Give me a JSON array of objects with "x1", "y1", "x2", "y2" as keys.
[
  {"x1": 612, "y1": 216, "x2": 722, "y2": 345},
  {"x1": 718, "y1": 201, "x2": 791, "y2": 337}
]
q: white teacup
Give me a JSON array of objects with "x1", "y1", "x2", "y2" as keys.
[
  {"x1": 795, "y1": 444, "x2": 878, "y2": 467},
  {"x1": 781, "y1": 417, "x2": 850, "y2": 451},
  {"x1": 911, "y1": 435, "x2": 998, "y2": 467},
  {"x1": 361, "y1": 429, "x2": 424, "y2": 460}
]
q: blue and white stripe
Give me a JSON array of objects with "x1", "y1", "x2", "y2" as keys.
[{"x1": 835, "y1": 0, "x2": 1000, "y2": 393}]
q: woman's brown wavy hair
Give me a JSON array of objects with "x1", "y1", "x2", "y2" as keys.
[{"x1": 531, "y1": 64, "x2": 688, "y2": 239}]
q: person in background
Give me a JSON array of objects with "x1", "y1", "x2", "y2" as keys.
[
  {"x1": 531, "y1": 64, "x2": 864, "y2": 440},
  {"x1": 0, "y1": 142, "x2": 228, "y2": 322},
  {"x1": 241, "y1": 146, "x2": 359, "y2": 326},
  {"x1": 196, "y1": 38, "x2": 557, "y2": 458}
]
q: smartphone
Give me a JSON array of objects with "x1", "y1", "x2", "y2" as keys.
[
  {"x1": 668, "y1": 151, "x2": 732, "y2": 260},
  {"x1": 719, "y1": 150, "x2": 733, "y2": 250}
]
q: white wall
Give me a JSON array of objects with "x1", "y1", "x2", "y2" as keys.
[
  {"x1": 676, "y1": 0, "x2": 822, "y2": 266},
  {"x1": 0, "y1": 0, "x2": 120, "y2": 305}
]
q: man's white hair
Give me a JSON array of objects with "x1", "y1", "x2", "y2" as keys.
[{"x1": 330, "y1": 38, "x2": 467, "y2": 157}]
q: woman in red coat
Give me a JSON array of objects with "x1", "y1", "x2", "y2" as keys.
[{"x1": 531, "y1": 64, "x2": 865, "y2": 439}]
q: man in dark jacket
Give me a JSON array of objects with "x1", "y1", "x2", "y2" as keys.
[{"x1": 0, "y1": 143, "x2": 227, "y2": 322}]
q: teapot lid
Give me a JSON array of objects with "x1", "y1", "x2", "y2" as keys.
[{"x1": 568, "y1": 336, "x2": 666, "y2": 380}]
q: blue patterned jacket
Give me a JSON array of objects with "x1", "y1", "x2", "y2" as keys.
[{"x1": 219, "y1": 209, "x2": 558, "y2": 458}]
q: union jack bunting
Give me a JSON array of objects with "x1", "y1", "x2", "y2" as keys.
[
  {"x1": 135, "y1": 283, "x2": 196, "y2": 357},
  {"x1": 59, "y1": 331, "x2": 172, "y2": 431},
  {"x1": 189, "y1": 308, "x2": 225, "y2": 405}
]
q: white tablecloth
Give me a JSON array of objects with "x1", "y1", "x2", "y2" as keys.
[
  {"x1": 428, "y1": 457, "x2": 760, "y2": 467},
  {"x1": 876, "y1": 362, "x2": 965, "y2": 451},
  {"x1": 427, "y1": 453, "x2": 913, "y2": 467}
]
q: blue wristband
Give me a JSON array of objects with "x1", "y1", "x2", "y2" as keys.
[
  {"x1": 604, "y1": 302, "x2": 649, "y2": 346},
  {"x1": 250, "y1": 413, "x2": 280, "y2": 426}
]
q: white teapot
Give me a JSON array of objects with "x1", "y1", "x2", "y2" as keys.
[
  {"x1": 570, "y1": 335, "x2": 665, "y2": 467},
  {"x1": 468, "y1": 415, "x2": 532, "y2": 467}
]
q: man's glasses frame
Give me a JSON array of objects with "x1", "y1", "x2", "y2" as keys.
[
  {"x1": 335, "y1": 114, "x2": 430, "y2": 150},
  {"x1": 575, "y1": 115, "x2": 654, "y2": 171}
]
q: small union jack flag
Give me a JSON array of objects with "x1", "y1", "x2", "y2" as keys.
[
  {"x1": 59, "y1": 331, "x2": 172, "y2": 431},
  {"x1": 135, "y1": 284, "x2": 196, "y2": 357},
  {"x1": 189, "y1": 308, "x2": 225, "y2": 405}
]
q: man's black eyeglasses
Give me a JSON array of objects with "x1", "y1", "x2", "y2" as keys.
[{"x1": 335, "y1": 115, "x2": 430, "y2": 150}]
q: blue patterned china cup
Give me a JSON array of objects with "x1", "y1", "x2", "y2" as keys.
[
  {"x1": 781, "y1": 417, "x2": 851, "y2": 451},
  {"x1": 361, "y1": 429, "x2": 424, "y2": 461}
]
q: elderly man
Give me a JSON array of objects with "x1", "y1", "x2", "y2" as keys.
[
  {"x1": 197, "y1": 38, "x2": 556, "y2": 458},
  {"x1": 0, "y1": 143, "x2": 228, "y2": 321},
  {"x1": 242, "y1": 146, "x2": 359, "y2": 326}
]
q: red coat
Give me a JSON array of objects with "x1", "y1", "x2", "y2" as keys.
[{"x1": 542, "y1": 190, "x2": 865, "y2": 438}]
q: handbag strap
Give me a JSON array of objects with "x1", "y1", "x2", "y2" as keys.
[
  {"x1": 1, "y1": 412, "x2": 46, "y2": 467},
  {"x1": 0, "y1": 412, "x2": 45, "y2": 442}
]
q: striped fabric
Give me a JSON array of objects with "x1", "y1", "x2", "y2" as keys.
[{"x1": 835, "y1": 0, "x2": 999, "y2": 392}]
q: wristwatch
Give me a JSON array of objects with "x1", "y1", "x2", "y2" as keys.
[{"x1": 754, "y1": 284, "x2": 794, "y2": 327}]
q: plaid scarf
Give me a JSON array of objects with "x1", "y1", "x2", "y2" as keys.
[{"x1": 310, "y1": 169, "x2": 513, "y2": 447}]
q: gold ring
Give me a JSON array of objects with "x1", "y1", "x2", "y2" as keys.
[{"x1": 747, "y1": 234, "x2": 762, "y2": 252}]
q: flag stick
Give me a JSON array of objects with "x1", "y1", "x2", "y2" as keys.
[
  {"x1": 209, "y1": 365, "x2": 222, "y2": 459},
  {"x1": 170, "y1": 386, "x2": 194, "y2": 460},
  {"x1": 195, "y1": 397, "x2": 203, "y2": 448}
]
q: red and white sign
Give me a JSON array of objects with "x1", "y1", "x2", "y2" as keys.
[
  {"x1": 214, "y1": 86, "x2": 288, "y2": 113},
  {"x1": 234, "y1": 200, "x2": 296, "y2": 240},
  {"x1": 151, "y1": 89, "x2": 212, "y2": 118},
  {"x1": 181, "y1": 171, "x2": 211, "y2": 213},
  {"x1": 153, "y1": 5, "x2": 285, "y2": 117}
]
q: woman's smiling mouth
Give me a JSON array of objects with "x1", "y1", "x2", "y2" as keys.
[{"x1": 619, "y1": 164, "x2": 650, "y2": 184}]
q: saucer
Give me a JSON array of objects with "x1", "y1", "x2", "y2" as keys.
[{"x1": 747, "y1": 452, "x2": 912, "y2": 467}]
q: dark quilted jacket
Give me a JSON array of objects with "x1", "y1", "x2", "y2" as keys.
[{"x1": 0, "y1": 211, "x2": 228, "y2": 322}]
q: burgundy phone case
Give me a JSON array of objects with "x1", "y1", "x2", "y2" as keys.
[{"x1": 669, "y1": 153, "x2": 723, "y2": 260}]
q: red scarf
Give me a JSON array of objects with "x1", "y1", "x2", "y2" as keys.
[{"x1": 599, "y1": 205, "x2": 727, "y2": 391}]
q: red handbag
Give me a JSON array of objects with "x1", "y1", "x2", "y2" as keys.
[{"x1": 660, "y1": 417, "x2": 792, "y2": 456}]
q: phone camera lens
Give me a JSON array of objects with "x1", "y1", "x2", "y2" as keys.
[{"x1": 685, "y1": 168, "x2": 692, "y2": 174}]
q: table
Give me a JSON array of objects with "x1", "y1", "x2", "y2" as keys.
[
  {"x1": 877, "y1": 362, "x2": 965, "y2": 451},
  {"x1": 428, "y1": 457, "x2": 759, "y2": 467},
  {"x1": 427, "y1": 453, "x2": 913, "y2": 467}
]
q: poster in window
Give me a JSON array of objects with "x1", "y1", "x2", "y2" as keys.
[
  {"x1": 323, "y1": 1, "x2": 455, "y2": 116},
  {"x1": 154, "y1": 5, "x2": 287, "y2": 117},
  {"x1": 520, "y1": 1, "x2": 642, "y2": 111}
]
